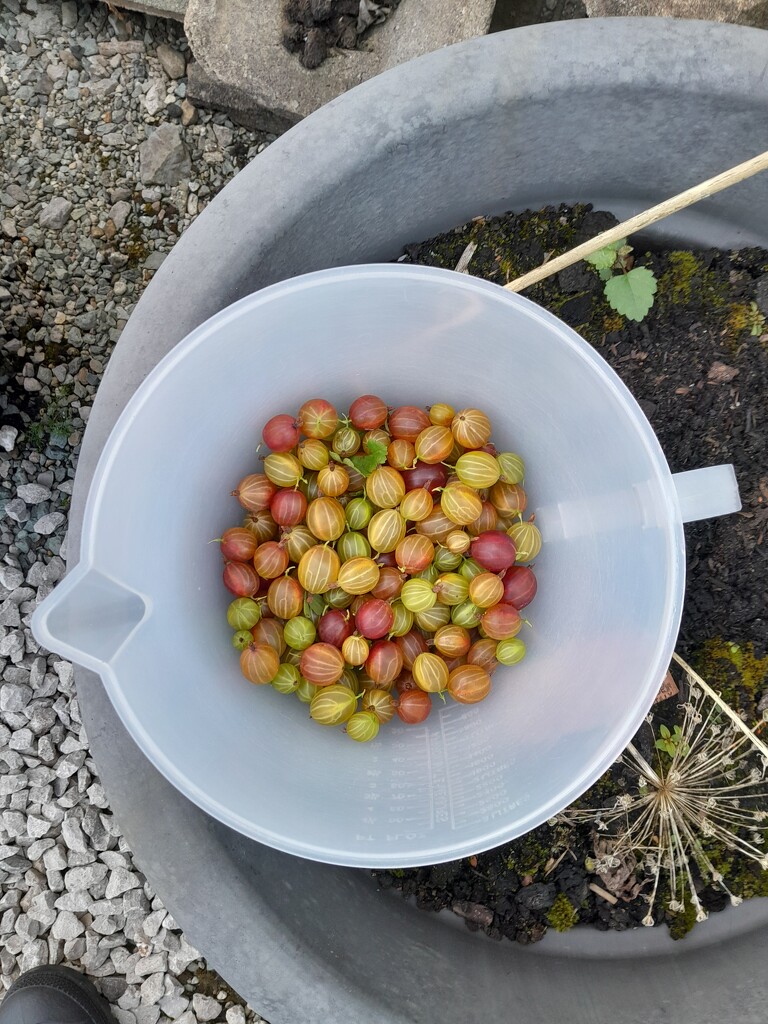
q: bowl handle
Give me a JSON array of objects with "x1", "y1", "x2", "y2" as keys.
[
  {"x1": 31, "y1": 564, "x2": 147, "y2": 675},
  {"x1": 671, "y1": 465, "x2": 741, "y2": 523}
]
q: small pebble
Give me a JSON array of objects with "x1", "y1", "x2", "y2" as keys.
[
  {"x1": 193, "y1": 993, "x2": 222, "y2": 1021},
  {"x1": 33, "y1": 512, "x2": 66, "y2": 536}
]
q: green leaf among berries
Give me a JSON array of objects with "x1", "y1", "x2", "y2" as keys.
[{"x1": 344, "y1": 439, "x2": 388, "y2": 477}]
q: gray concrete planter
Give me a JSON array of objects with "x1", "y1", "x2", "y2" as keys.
[{"x1": 70, "y1": 19, "x2": 768, "y2": 1024}]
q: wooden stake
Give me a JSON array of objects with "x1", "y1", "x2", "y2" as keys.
[
  {"x1": 589, "y1": 882, "x2": 619, "y2": 906},
  {"x1": 504, "y1": 150, "x2": 768, "y2": 293}
]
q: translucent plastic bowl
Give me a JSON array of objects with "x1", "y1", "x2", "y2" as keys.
[{"x1": 32, "y1": 265, "x2": 740, "y2": 867}]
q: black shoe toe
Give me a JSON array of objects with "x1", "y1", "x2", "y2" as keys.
[{"x1": 1, "y1": 966, "x2": 114, "y2": 1024}]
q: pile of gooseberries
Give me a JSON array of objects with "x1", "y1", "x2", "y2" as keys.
[{"x1": 219, "y1": 397, "x2": 541, "y2": 742}]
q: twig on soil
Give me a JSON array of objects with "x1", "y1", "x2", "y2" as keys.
[
  {"x1": 589, "y1": 882, "x2": 619, "y2": 906},
  {"x1": 454, "y1": 241, "x2": 478, "y2": 274},
  {"x1": 544, "y1": 847, "x2": 572, "y2": 877}
]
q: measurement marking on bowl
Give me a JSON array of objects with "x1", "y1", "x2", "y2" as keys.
[
  {"x1": 442, "y1": 709, "x2": 514, "y2": 830},
  {"x1": 382, "y1": 710, "x2": 518, "y2": 843},
  {"x1": 385, "y1": 727, "x2": 434, "y2": 840}
]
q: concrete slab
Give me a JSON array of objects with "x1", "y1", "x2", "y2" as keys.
[
  {"x1": 102, "y1": 0, "x2": 187, "y2": 21},
  {"x1": 583, "y1": 0, "x2": 768, "y2": 25},
  {"x1": 184, "y1": 0, "x2": 496, "y2": 132}
]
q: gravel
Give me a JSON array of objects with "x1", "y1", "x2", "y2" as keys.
[{"x1": 0, "y1": 1, "x2": 271, "y2": 1020}]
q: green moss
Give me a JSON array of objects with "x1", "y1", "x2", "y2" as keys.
[
  {"x1": 668, "y1": 898, "x2": 698, "y2": 941},
  {"x1": 735, "y1": 865, "x2": 768, "y2": 899},
  {"x1": 578, "y1": 767, "x2": 623, "y2": 809},
  {"x1": 125, "y1": 222, "x2": 150, "y2": 268},
  {"x1": 602, "y1": 311, "x2": 624, "y2": 333},
  {"x1": 703, "y1": 840, "x2": 768, "y2": 900},
  {"x1": 656, "y1": 251, "x2": 728, "y2": 312},
  {"x1": 390, "y1": 869, "x2": 405, "y2": 878},
  {"x1": 726, "y1": 300, "x2": 766, "y2": 339},
  {"x1": 407, "y1": 204, "x2": 590, "y2": 288},
  {"x1": 501, "y1": 835, "x2": 550, "y2": 876},
  {"x1": 546, "y1": 892, "x2": 578, "y2": 932},
  {"x1": 693, "y1": 638, "x2": 768, "y2": 719}
]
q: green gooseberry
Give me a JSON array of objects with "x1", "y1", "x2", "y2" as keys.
[
  {"x1": 451, "y1": 599, "x2": 483, "y2": 629},
  {"x1": 296, "y1": 677, "x2": 319, "y2": 704},
  {"x1": 433, "y1": 546, "x2": 463, "y2": 571},
  {"x1": 232, "y1": 630, "x2": 254, "y2": 650},
  {"x1": 272, "y1": 663, "x2": 300, "y2": 693},
  {"x1": 346, "y1": 710, "x2": 380, "y2": 742},
  {"x1": 337, "y1": 531, "x2": 372, "y2": 563},
  {"x1": 497, "y1": 452, "x2": 525, "y2": 485},
  {"x1": 227, "y1": 597, "x2": 262, "y2": 631},
  {"x1": 345, "y1": 497, "x2": 374, "y2": 531},
  {"x1": 389, "y1": 601, "x2": 413, "y2": 637},
  {"x1": 310, "y1": 684, "x2": 357, "y2": 725},
  {"x1": 459, "y1": 557, "x2": 484, "y2": 581},
  {"x1": 496, "y1": 638, "x2": 526, "y2": 665},
  {"x1": 415, "y1": 604, "x2": 450, "y2": 633},
  {"x1": 418, "y1": 563, "x2": 440, "y2": 584},
  {"x1": 284, "y1": 615, "x2": 317, "y2": 651}
]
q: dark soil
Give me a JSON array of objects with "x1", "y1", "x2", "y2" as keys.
[
  {"x1": 490, "y1": 0, "x2": 587, "y2": 31},
  {"x1": 372, "y1": 203, "x2": 768, "y2": 943},
  {"x1": 282, "y1": 0, "x2": 402, "y2": 69}
]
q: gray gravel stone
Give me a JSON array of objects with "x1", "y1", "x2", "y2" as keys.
[
  {"x1": 139, "y1": 124, "x2": 191, "y2": 186},
  {"x1": 105, "y1": 868, "x2": 142, "y2": 899},
  {"x1": 139, "y1": 972, "x2": 166, "y2": 1006},
  {"x1": 63, "y1": 936, "x2": 87, "y2": 960},
  {"x1": 9, "y1": 727, "x2": 34, "y2": 751},
  {"x1": 0, "y1": 599, "x2": 21, "y2": 627},
  {"x1": 16, "y1": 483, "x2": 52, "y2": 504},
  {"x1": 135, "y1": 952, "x2": 168, "y2": 977},
  {"x1": 27, "y1": 816, "x2": 51, "y2": 840},
  {"x1": 43, "y1": 846, "x2": 69, "y2": 873},
  {"x1": 108, "y1": 201, "x2": 131, "y2": 230},
  {"x1": 50, "y1": 910, "x2": 85, "y2": 940},
  {"x1": 0, "y1": 425, "x2": 19, "y2": 452},
  {"x1": 38, "y1": 198, "x2": 74, "y2": 230},
  {"x1": 0, "y1": 776, "x2": 26, "y2": 798},
  {"x1": 192, "y1": 994, "x2": 222, "y2": 1021},
  {"x1": 225, "y1": 1006, "x2": 246, "y2": 1024},
  {"x1": 20, "y1": 938, "x2": 48, "y2": 971},
  {"x1": 33, "y1": 512, "x2": 66, "y2": 536},
  {"x1": 156, "y1": 43, "x2": 186, "y2": 79},
  {"x1": 64, "y1": 863, "x2": 108, "y2": 892},
  {"x1": 1, "y1": 684, "x2": 33, "y2": 712},
  {"x1": 61, "y1": 816, "x2": 89, "y2": 853},
  {"x1": 0, "y1": 566, "x2": 24, "y2": 590},
  {"x1": 5, "y1": 499, "x2": 29, "y2": 523},
  {"x1": 61, "y1": 1, "x2": 78, "y2": 30},
  {"x1": 160, "y1": 992, "x2": 190, "y2": 1017},
  {"x1": 135, "y1": 1007, "x2": 161, "y2": 1024},
  {"x1": 144, "y1": 79, "x2": 166, "y2": 116}
]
